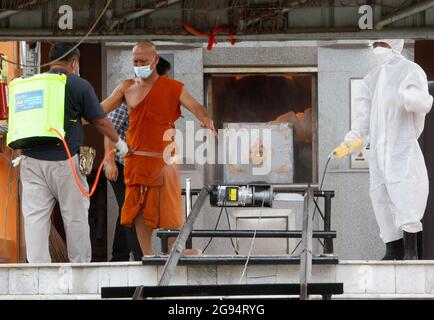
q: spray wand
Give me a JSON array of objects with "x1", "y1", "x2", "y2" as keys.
[
  {"x1": 319, "y1": 139, "x2": 365, "y2": 198},
  {"x1": 329, "y1": 139, "x2": 364, "y2": 159}
]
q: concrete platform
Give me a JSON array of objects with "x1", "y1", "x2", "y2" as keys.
[{"x1": 1, "y1": 259, "x2": 434, "y2": 299}]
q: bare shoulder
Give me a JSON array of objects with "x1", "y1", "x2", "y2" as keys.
[
  {"x1": 119, "y1": 79, "x2": 135, "y2": 91},
  {"x1": 111, "y1": 79, "x2": 134, "y2": 94}
]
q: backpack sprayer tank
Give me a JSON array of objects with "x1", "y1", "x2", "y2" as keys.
[{"x1": 7, "y1": 73, "x2": 67, "y2": 150}]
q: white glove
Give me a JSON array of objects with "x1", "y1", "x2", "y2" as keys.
[
  {"x1": 12, "y1": 156, "x2": 23, "y2": 167},
  {"x1": 114, "y1": 139, "x2": 129, "y2": 158}
]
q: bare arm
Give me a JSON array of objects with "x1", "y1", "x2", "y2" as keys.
[
  {"x1": 180, "y1": 87, "x2": 217, "y2": 136},
  {"x1": 104, "y1": 135, "x2": 118, "y2": 181},
  {"x1": 104, "y1": 136, "x2": 116, "y2": 161},
  {"x1": 101, "y1": 81, "x2": 127, "y2": 114}
]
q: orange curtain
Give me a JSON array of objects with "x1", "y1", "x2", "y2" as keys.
[{"x1": 0, "y1": 41, "x2": 21, "y2": 263}]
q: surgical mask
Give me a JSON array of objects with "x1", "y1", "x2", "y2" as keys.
[
  {"x1": 134, "y1": 65, "x2": 153, "y2": 79},
  {"x1": 373, "y1": 47, "x2": 396, "y2": 65}
]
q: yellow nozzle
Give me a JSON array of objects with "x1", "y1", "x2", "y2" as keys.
[
  {"x1": 333, "y1": 145, "x2": 350, "y2": 158},
  {"x1": 332, "y1": 139, "x2": 363, "y2": 158}
]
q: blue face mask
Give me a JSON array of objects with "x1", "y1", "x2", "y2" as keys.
[{"x1": 134, "y1": 65, "x2": 153, "y2": 79}]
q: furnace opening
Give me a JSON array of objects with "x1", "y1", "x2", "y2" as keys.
[{"x1": 206, "y1": 71, "x2": 317, "y2": 184}]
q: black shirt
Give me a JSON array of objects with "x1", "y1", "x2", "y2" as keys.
[{"x1": 23, "y1": 69, "x2": 106, "y2": 161}]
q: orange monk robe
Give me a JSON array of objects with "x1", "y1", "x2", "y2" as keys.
[{"x1": 121, "y1": 76, "x2": 184, "y2": 229}]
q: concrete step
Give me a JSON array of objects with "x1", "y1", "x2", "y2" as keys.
[{"x1": 1, "y1": 259, "x2": 434, "y2": 299}]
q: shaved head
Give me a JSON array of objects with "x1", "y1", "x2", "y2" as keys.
[{"x1": 133, "y1": 42, "x2": 157, "y2": 55}]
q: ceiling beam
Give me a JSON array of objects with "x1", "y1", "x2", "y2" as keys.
[
  {"x1": 110, "y1": 0, "x2": 182, "y2": 29},
  {"x1": 1, "y1": 27, "x2": 434, "y2": 41},
  {"x1": 0, "y1": 0, "x2": 51, "y2": 21},
  {"x1": 375, "y1": 0, "x2": 434, "y2": 30}
]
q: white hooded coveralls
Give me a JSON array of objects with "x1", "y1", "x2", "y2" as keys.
[{"x1": 344, "y1": 40, "x2": 434, "y2": 243}]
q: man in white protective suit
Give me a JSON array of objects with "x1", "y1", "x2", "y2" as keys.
[{"x1": 337, "y1": 39, "x2": 433, "y2": 260}]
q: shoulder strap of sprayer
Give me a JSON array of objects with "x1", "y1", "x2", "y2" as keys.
[{"x1": 48, "y1": 70, "x2": 79, "y2": 132}]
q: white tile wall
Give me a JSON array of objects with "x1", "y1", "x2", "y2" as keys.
[
  {"x1": 70, "y1": 267, "x2": 99, "y2": 294},
  {"x1": 246, "y1": 265, "x2": 278, "y2": 284},
  {"x1": 157, "y1": 266, "x2": 188, "y2": 285},
  {"x1": 396, "y1": 265, "x2": 425, "y2": 294},
  {"x1": 311, "y1": 265, "x2": 337, "y2": 283},
  {"x1": 425, "y1": 265, "x2": 434, "y2": 294},
  {"x1": 217, "y1": 265, "x2": 247, "y2": 284},
  {"x1": 365, "y1": 265, "x2": 395, "y2": 294},
  {"x1": 276, "y1": 265, "x2": 299, "y2": 283},
  {"x1": 9, "y1": 268, "x2": 39, "y2": 295},
  {"x1": 38, "y1": 267, "x2": 72, "y2": 295},
  {"x1": 98, "y1": 266, "x2": 129, "y2": 293},
  {"x1": 187, "y1": 266, "x2": 217, "y2": 285},
  {"x1": 128, "y1": 266, "x2": 158, "y2": 287},
  {"x1": 336, "y1": 264, "x2": 367, "y2": 294},
  {"x1": 2, "y1": 261, "x2": 434, "y2": 298},
  {"x1": 0, "y1": 269, "x2": 9, "y2": 294}
]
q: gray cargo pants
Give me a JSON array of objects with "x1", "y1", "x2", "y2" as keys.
[{"x1": 20, "y1": 154, "x2": 91, "y2": 263}]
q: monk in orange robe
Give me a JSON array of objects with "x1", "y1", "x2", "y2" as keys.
[{"x1": 102, "y1": 42, "x2": 216, "y2": 255}]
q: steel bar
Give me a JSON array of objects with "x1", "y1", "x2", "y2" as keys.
[
  {"x1": 324, "y1": 194, "x2": 334, "y2": 254},
  {"x1": 141, "y1": 255, "x2": 339, "y2": 266},
  {"x1": 103, "y1": 283, "x2": 344, "y2": 299},
  {"x1": 156, "y1": 230, "x2": 336, "y2": 238},
  {"x1": 299, "y1": 185, "x2": 314, "y2": 300}
]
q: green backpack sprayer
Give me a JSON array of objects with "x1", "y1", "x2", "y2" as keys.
[
  {"x1": 7, "y1": 73, "x2": 115, "y2": 198},
  {"x1": 7, "y1": 73, "x2": 66, "y2": 149}
]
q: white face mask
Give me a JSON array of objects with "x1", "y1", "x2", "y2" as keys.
[
  {"x1": 134, "y1": 65, "x2": 153, "y2": 79},
  {"x1": 373, "y1": 46, "x2": 396, "y2": 65}
]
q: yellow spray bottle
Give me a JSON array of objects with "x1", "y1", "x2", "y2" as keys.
[{"x1": 331, "y1": 139, "x2": 364, "y2": 159}]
